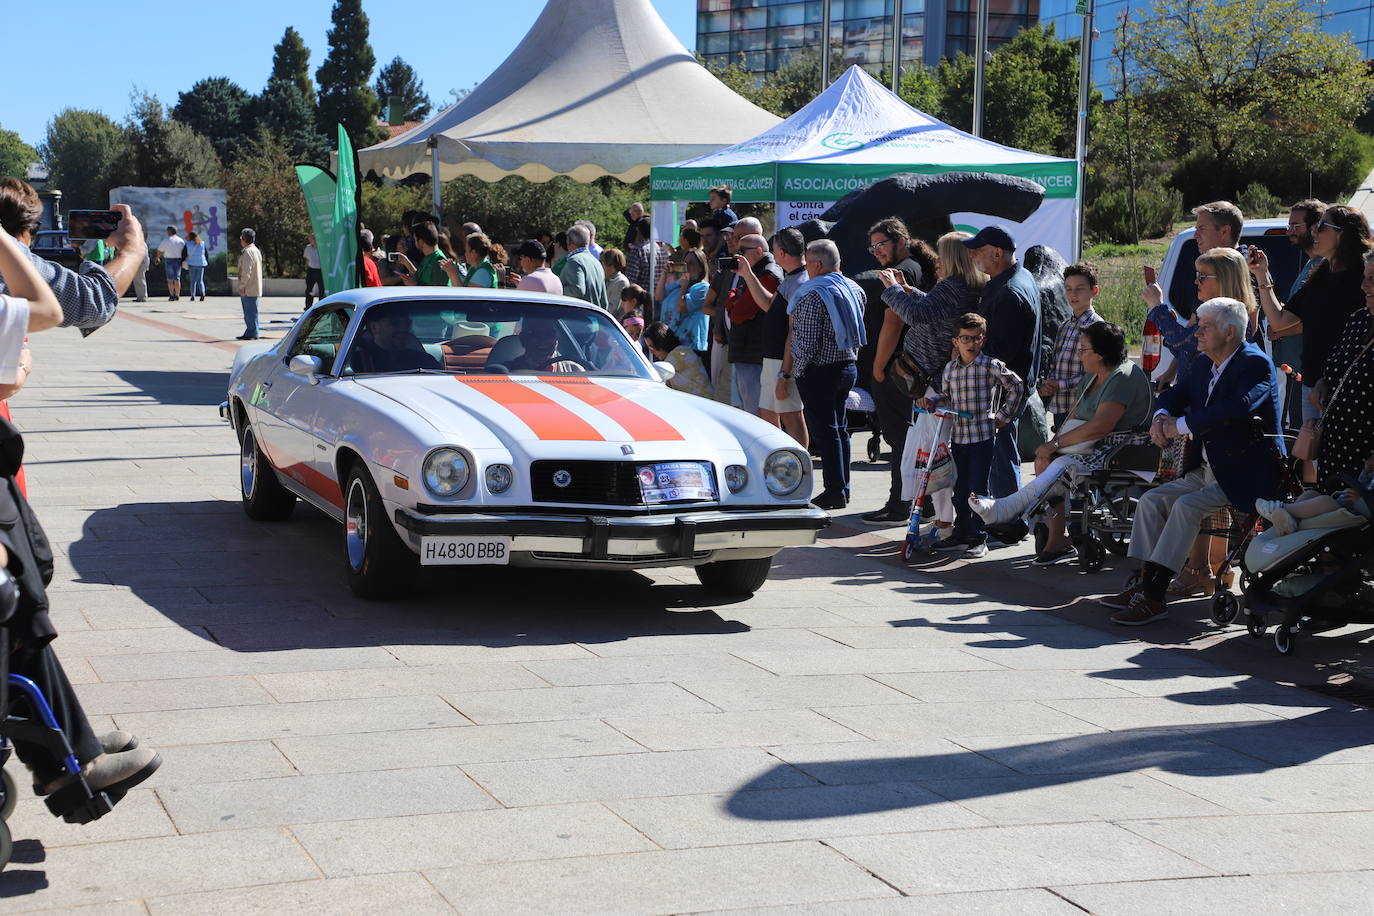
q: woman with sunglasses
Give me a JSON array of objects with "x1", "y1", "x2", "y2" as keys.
[{"x1": 1249, "y1": 205, "x2": 1371, "y2": 436}]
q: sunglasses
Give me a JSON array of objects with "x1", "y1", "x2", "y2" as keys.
[
  {"x1": 1316, "y1": 220, "x2": 1342, "y2": 232},
  {"x1": 1195, "y1": 272, "x2": 1217, "y2": 282}
]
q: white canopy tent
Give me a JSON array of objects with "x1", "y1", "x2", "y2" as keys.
[
  {"x1": 651, "y1": 66, "x2": 1079, "y2": 258},
  {"x1": 356, "y1": 0, "x2": 781, "y2": 186}
]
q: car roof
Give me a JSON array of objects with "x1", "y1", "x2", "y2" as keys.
[
  {"x1": 308, "y1": 286, "x2": 604, "y2": 314},
  {"x1": 1171, "y1": 217, "x2": 1288, "y2": 240}
]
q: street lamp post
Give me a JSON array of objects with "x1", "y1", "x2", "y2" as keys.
[
  {"x1": 972, "y1": 0, "x2": 989, "y2": 136},
  {"x1": 891, "y1": 0, "x2": 903, "y2": 92},
  {"x1": 1073, "y1": 0, "x2": 1096, "y2": 261},
  {"x1": 821, "y1": 0, "x2": 832, "y2": 88}
]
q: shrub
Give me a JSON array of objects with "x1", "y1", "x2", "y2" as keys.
[
  {"x1": 1086, "y1": 185, "x2": 1182, "y2": 244},
  {"x1": 1236, "y1": 182, "x2": 1283, "y2": 220}
]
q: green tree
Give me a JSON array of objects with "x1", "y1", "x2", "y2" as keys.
[
  {"x1": 360, "y1": 180, "x2": 431, "y2": 237},
  {"x1": 220, "y1": 128, "x2": 310, "y2": 277},
  {"x1": 374, "y1": 56, "x2": 432, "y2": 122},
  {"x1": 316, "y1": 0, "x2": 383, "y2": 147},
  {"x1": 117, "y1": 92, "x2": 221, "y2": 189},
  {"x1": 39, "y1": 108, "x2": 128, "y2": 208},
  {"x1": 271, "y1": 26, "x2": 316, "y2": 110},
  {"x1": 440, "y1": 175, "x2": 645, "y2": 247},
  {"x1": 1120, "y1": 0, "x2": 1374, "y2": 201},
  {"x1": 257, "y1": 78, "x2": 330, "y2": 163},
  {"x1": 0, "y1": 126, "x2": 38, "y2": 179},
  {"x1": 701, "y1": 53, "x2": 784, "y2": 116},
  {"x1": 172, "y1": 77, "x2": 253, "y2": 163}
]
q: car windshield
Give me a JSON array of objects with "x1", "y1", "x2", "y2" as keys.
[{"x1": 341, "y1": 298, "x2": 655, "y2": 380}]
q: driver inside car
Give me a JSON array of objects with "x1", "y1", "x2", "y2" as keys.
[
  {"x1": 502, "y1": 317, "x2": 586, "y2": 373},
  {"x1": 352, "y1": 311, "x2": 440, "y2": 373}
]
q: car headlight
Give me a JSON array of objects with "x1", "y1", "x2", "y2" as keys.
[
  {"x1": 485, "y1": 463, "x2": 514, "y2": 494},
  {"x1": 763, "y1": 450, "x2": 804, "y2": 497},
  {"x1": 724, "y1": 464, "x2": 748, "y2": 494},
  {"x1": 422, "y1": 448, "x2": 470, "y2": 498}
]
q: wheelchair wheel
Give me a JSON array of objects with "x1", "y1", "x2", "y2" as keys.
[
  {"x1": 0, "y1": 768, "x2": 14, "y2": 820},
  {"x1": 0, "y1": 818, "x2": 10, "y2": 872},
  {"x1": 1078, "y1": 534, "x2": 1105, "y2": 573},
  {"x1": 1210, "y1": 591, "x2": 1241, "y2": 627}
]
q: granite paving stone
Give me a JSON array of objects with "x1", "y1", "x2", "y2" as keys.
[
  {"x1": 1145, "y1": 763, "x2": 1374, "y2": 814},
  {"x1": 673, "y1": 674, "x2": 916, "y2": 711},
  {"x1": 254, "y1": 661, "x2": 549, "y2": 702},
  {"x1": 1119, "y1": 811, "x2": 1374, "y2": 874},
  {"x1": 1052, "y1": 871, "x2": 1374, "y2": 915},
  {"x1": 72, "y1": 674, "x2": 276, "y2": 715},
  {"x1": 603, "y1": 709, "x2": 867, "y2": 751},
  {"x1": 815, "y1": 701, "x2": 1108, "y2": 739},
  {"x1": 446, "y1": 682, "x2": 720, "y2": 723},
  {"x1": 144, "y1": 873, "x2": 459, "y2": 915},
  {"x1": 872, "y1": 669, "x2": 1139, "y2": 702},
  {"x1": 917, "y1": 771, "x2": 1229, "y2": 824},
  {"x1": 733, "y1": 647, "x2": 1006, "y2": 676},
  {"x1": 687, "y1": 888, "x2": 1086, "y2": 915}
]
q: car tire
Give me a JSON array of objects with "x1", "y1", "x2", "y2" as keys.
[
  {"x1": 695, "y1": 556, "x2": 773, "y2": 596},
  {"x1": 342, "y1": 463, "x2": 417, "y2": 599},
  {"x1": 240, "y1": 421, "x2": 296, "y2": 521}
]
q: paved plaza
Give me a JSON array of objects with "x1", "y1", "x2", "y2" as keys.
[{"x1": 0, "y1": 295, "x2": 1370, "y2": 913}]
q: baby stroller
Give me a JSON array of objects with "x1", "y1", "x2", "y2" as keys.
[
  {"x1": 900, "y1": 405, "x2": 966, "y2": 562},
  {"x1": 1220, "y1": 475, "x2": 1374, "y2": 656},
  {"x1": 844, "y1": 387, "x2": 883, "y2": 463}
]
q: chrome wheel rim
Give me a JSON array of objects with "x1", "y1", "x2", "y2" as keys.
[
  {"x1": 240, "y1": 428, "x2": 257, "y2": 498},
  {"x1": 345, "y1": 477, "x2": 368, "y2": 571}
]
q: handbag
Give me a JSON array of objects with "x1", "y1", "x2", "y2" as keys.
[
  {"x1": 886, "y1": 349, "x2": 929, "y2": 399},
  {"x1": 1052, "y1": 386, "x2": 1101, "y2": 456}
]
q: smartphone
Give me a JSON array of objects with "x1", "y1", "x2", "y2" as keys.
[
  {"x1": 387, "y1": 251, "x2": 399, "y2": 262},
  {"x1": 66, "y1": 210, "x2": 122, "y2": 240},
  {"x1": 717, "y1": 255, "x2": 738, "y2": 273},
  {"x1": 1142, "y1": 265, "x2": 1157, "y2": 286}
]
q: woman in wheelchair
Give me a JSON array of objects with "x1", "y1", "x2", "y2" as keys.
[{"x1": 970, "y1": 322, "x2": 1153, "y2": 565}]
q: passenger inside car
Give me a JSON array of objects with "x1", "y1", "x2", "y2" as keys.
[
  {"x1": 489, "y1": 317, "x2": 588, "y2": 374},
  {"x1": 350, "y1": 311, "x2": 442, "y2": 373}
]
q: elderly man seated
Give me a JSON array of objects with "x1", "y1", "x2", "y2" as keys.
[{"x1": 1101, "y1": 297, "x2": 1283, "y2": 626}]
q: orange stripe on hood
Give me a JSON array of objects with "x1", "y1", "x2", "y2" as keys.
[
  {"x1": 539, "y1": 377, "x2": 684, "y2": 441},
  {"x1": 457, "y1": 376, "x2": 604, "y2": 441}
]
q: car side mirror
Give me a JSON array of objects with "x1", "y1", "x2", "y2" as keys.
[
  {"x1": 653, "y1": 360, "x2": 676, "y2": 383},
  {"x1": 289, "y1": 354, "x2": 324, "y2": 382}
]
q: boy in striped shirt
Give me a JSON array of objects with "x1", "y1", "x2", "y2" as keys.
[{"x1": 920, "y1": 313, "x2": 1025, "y2": 558}]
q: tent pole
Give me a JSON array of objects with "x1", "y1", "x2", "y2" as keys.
[
  {"x1": 973, "y1": 0, "x2": 988, "y2": 137},
  {"x1": 891, "y1": 0, "x2": 903, "y2": 92},
  {"x1": 821, "y1": 0, "x2": 832, "y2": 88},
  {"x1": 429, "y1": 138, "x2": 442, "y2": 220},
  {"x1": 1073, "y1": 0, "x2": 1095, "y2": 262}
]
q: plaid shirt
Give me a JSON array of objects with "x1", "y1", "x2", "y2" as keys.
[
  {"x1": 790, "y1": 285, "x2": 862, "y2": 378},
  {"x1": 625, "y1": 241, "x2": 672, "y2": 301},
  {"x1": 1045, "y1": 307, "x2": 1102, "y2": 414},
  {"x1": 934, "y1": 352, "x2": 1026, "y2": 444},
  {"x1": 0, "y1": 247, "x2": 118, "y2": 337}
]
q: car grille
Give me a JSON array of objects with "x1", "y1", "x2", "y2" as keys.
[{"x1": 530, "y1": 460, "x2": 644, "y2": 505}]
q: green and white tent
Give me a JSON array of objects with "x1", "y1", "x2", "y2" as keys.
[{"x1": 651, "y1": 65, "x2": 1078, "y2": 257}]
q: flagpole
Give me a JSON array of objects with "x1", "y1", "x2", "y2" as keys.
[
  {"x1": 1073, "y1": 0, "x2": 1096, "y2": 262},
  {"x1": 891, "y1": 0, "x2": 903, "y2": 92},
  {"x1": 972, "y1": 0, "x2": 988, "y2": 136},
  {"x1": 821, "y1": 0, "x2": 832, "y2": 88},
  {"x1": 428, "y1": 136, "x2": 442, "y2": 221}
]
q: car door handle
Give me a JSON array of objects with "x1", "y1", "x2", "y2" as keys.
[{"x1": 260, "y1": 380, "x2": 273, "y2": 389}]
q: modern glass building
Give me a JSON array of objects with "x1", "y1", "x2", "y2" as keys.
[
  {"x1": 696, "y1": 0, "x2": 1041, "y2": 77},
  {"x1": 1040, "y1": 0, "x2": 1374, "y2": 93}
]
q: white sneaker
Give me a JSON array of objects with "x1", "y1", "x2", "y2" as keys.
[
  {"x1": 963, "y1": 542, "x2": 989, "y2": 559},
  {"x1": 1255, "y1": 498, "x2": 1296, "y2": 536}
]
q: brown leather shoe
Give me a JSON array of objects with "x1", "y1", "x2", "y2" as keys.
[
  {"x1": 1111, "y1": 593, "x2": 1169, "y2": 626},
  {"x1": 1167, "y1": 566, "x2": 1215, "y2": 598},
  {"x1": 1100, "y1": 581, "x2": 1143, "y2": 610}
]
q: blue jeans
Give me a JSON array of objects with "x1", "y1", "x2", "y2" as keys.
[
  {"x1": 953, "y1": 437, "x2": 995, "y2": 544},
  {"x1": 798, "y1": 360, "x2": 857, "y2": 502},
  {"x1": 989, "y1": 416, "x2": 1022, "y2": 498},
  {"x1": 187, "y1": 266, "x2": 206, "y2": 298},
  {"x1": 240, "y1": 296, "x2": 259, "y2": 337}
]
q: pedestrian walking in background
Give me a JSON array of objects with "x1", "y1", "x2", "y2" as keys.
[
  {"x1": 156, "y1": 225, "x2": 186, "y2": 302},
  {"x1": 303, "y1": 234, "x2": 324, "y2": 308},
  {"x1": 237, "y1": 228, "x2": 263, "y2": 341},
  {"x1": 185, "y1": 231, "x2": 208, "y2": 301}
]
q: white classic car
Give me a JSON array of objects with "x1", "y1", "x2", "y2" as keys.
[{"x1": 220, "y1": 288, "x2": 828, "y2": 597}]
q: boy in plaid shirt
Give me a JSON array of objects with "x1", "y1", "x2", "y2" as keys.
[
  {"x1": 920, "y1": 313, "x2": 1025, "y2": 557},
  {"x1": 1039, "y1": 261, "x2": 1103, "y2": 428}
]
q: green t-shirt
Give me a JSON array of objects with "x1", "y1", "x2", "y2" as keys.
[
  {"x1": 463, "y1": 260, "x2": 498, "y2": 289},
  {"x1": 1072, "y1": 359, "x2": 1152, "y2": 431},
  {"x1": 415, "y1": 249, "x2": 451, "y2": 286}
]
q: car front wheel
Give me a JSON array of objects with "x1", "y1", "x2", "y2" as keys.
[
  {"x1": 342, "y1": 464, "x2": 417, "y2": 599},
  {"x1": 695, "y1": 556, "x2": 773, "y2": 596},
  {"x1": 240, "y1": 420, "x2": 296, "y2": 521}
]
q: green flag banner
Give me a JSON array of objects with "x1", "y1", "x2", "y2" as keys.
[{"x1": 294, "y1": 124, "x2": 360, "y2": 295}]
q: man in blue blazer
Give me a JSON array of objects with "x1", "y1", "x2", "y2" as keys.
[{"x1": 1103, "y1": 297, "x2": 1283, "y2": 625}]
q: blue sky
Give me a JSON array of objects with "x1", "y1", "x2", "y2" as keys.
[{"x1": 3, "y1": 0, "x2": 697, "y2": 150}]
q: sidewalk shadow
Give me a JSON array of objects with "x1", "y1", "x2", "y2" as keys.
[
  {"x1": 64, "y1": 499, "x2": 761, "y2": 652},
  {"x1": 106, "y1": 370, "x2": 229, "y2": 407},
  {"x1": 724, "y1": 712, "x2": 1374, "y2": 822}
]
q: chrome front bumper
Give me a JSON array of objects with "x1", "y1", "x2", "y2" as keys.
[{"x1": 392, "y1": 505, "x2": 829, "y2": 561}]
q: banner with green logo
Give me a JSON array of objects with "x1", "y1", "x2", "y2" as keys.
[{"x1": 295, "y1": 124, "x2": 360, "y2": 296}]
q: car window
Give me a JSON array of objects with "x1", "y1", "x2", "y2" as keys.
[
  {"x1": 340, "y1": 299, "x2": 655, "y2": 380},
  {"x1": 1166, "y1": 233, "x2": 1302, "y2": 319},
  {"x1": 288, "y1": 307, "x2": 354, "y2": 372}
]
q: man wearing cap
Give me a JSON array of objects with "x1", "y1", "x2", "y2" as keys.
[
  {"x1": 964, "y1": 225, "x2": 1042, "y2": 538},
  {"x1": 515, "y1": 240, "x2": 563, "y2": 295}
]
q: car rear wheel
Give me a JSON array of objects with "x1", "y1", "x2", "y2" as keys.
[
  {"x1": 342, "y1": 464, "x2": 416, "y2": 599},
  {"x1": 240, "y1": 421, "x2": 296, "y2": 521},
  {"x1": 695, "y1": 556, "x2": 773, "y2": 596}
]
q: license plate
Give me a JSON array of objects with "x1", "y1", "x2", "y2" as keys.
[
  {"x1": 419, "y1": 536, "x2": 512, "y2": 566},
  {"x1": 636, "y1": 461, "x2": 717, "y2": 504}
]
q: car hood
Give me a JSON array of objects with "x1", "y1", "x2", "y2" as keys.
[{"x1": 352, "y1": 373, "x2": 778, "y2": 458}]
